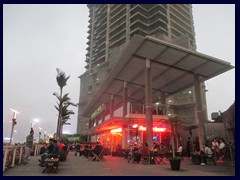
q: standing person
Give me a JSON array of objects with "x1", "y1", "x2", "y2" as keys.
[
  {"x1": 75, "y1": 142, "x2": 80, "y2": 156},
  {"x1": 177, "y1": 144, "x2": 183, "y2": 157},
  {"x1": 186, "y1": 137, "x2": 192, "y2": 157},
  {"x1": 22, "y1": 129, "x2": 34, "y2": 164}
]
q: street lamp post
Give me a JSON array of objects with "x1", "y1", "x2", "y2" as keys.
[{"x1": 9, "y1": 108, "x2": 20, "y2": 145}]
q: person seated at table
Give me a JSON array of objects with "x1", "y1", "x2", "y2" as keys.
[
  {"x1": 91, "y1": 142, "x2": 103, "y2": 161},
  {"x1": 151, "y1": 143, "x2": 159, "y2": 152},
  {"x1": 176, "y1": 144, "x2": 183, "y2": 157},
  {"x1": 128, "y1": 144, "x2": 138, "y2": 158},
  {"x1": 40, "y1": 144, "x2": 47, "y2": 155},
  {"x1": 150, "y1": 143, "x2": 159, "y2": 158},
  {"x1": 158, "y1": 143, "x2": 168, "y2": 155},
  {"x1": 211, "y1": 138, "x2": 219, "y2": 156},
  {"x1": 74, "y1": 142, "x2": 81, "y2": 156},
  {"x1": 79, "y1": 144, "x2": 85, "y2": 157},
  {"x1": 199, "y1": 144, "x2": 213, "y2": 165},
  {"x1": 84, "y1": 143, "x2": 92, "y2": 158},
  {"x1": 139, "y1": 143, "x2": 149, "y2": 156},
  {"x1": 217, "y1": 138, "x2": 226, "y2": 164},
  {"x1": 116, "y1": 144, "x2": 122, "y2": 157}
]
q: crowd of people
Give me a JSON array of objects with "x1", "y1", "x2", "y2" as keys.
[
  {"x1": 4, "y1": 128, "x2": 229, "y2": 168},
  {"x1": 187, "y1": 136, "x2": 227, "y2": 165},
  {"x1": 124, "y1": 142, "x2": 171, "y2": 164},
  {"x1": 74, "y1": 142, "x2": 104, "y2": 161}
]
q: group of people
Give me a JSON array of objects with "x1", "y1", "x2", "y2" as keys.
[
  {"x1": 21, "y1": 128, "x2": 68, "y2": 167},
  {"x1": 126, "y1": 142, "x2": 170, "y2": 164},
  {"x1": 198, "y1": 137, "x2": 226, "y2": 165},
  {"x1": 74, "y1": 142, "x2": 103, "y2": 161}
]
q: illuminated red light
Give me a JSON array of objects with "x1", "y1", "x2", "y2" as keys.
[
  {"x1": 139, "y1": 126, "x2": 166, "y2": 132},
  {"x1": 153, "y1": 127, "x2": 166, "y2": 132},
  {"x1": 110, "y1": 128, "x2": 122, "y2": 133},
  {"x1": 132, "y1": 124, "x2": 138, "y2": 128}
]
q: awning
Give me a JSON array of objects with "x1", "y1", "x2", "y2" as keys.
[{"x1": 83, "y1": 35, "x2": 234, "y2": 116}]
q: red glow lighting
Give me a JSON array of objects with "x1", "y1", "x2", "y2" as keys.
[
  {"x1": 132, "y1": 124, "x2": 138, "y2": 128},
  {"x1": 110, "y1": 128, "x2": 122, "y2": 133},
  {"x1": 139, "y1": 126, "x2": 166, "y2": 132}
]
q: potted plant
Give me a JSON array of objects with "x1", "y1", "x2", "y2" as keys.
[
  {"x1": 168, "y1": 115, "x2": 183, "y2": 170},
  {"x1": 169, "y1": 156, "x2": 181, "y2": 170}
]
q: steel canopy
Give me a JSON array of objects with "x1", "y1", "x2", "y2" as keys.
[{"x1": 83, "y1": 35, "x2": 234, "y2": 117}]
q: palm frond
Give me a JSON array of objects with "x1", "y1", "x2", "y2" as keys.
[
  {"x1": 54, "y1": 105, "x2": 59, "y2": 111},
  {"x1": 56, "y1": 68, "x2": 70, "y2": 89}
]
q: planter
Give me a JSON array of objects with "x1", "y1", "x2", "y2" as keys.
[{"x1": 169, "y1": 158, "x2": 181, "y2": 170}]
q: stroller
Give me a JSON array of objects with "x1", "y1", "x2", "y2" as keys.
[{"x1": 127, "y1": 147, "x2": 141, "y2": 164}]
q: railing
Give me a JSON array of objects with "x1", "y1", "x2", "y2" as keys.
[{"x1": 3, "y1": 144, "x2": 43, "y2": 172}]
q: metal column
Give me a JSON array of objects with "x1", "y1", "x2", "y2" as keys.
[
  {"x1": 145, "y1": 59, "x2": 153, "y2": 148},
  {"x1": 194, "y1": 74, "x2": 206, "y2": 148},
  {"x1": 110, "y1": 95, "x2": 114, "y2": 118},
  {"x1": 123, "y1": 81, "x2": 128, "y2": 117}
]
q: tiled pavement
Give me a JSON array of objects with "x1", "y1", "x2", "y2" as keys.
[{"x1": 3, "y1": 152, "x2": 235, "y2": 176}]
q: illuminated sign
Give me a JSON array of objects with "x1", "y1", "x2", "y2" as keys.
[
  {"x1": 132, "y1": 124, "x2": 138, "y2": 128},
  {"x1": 138, "y1": 126, "x2": 166, "y2": 132},
  {"x1": 110, "y1": 128, "x2": 122, "y2": 133},
  {"x1": 91, "y1": 104, "x2": 104, "y2": 119}
]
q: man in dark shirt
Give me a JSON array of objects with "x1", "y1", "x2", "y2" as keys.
[
  {"x1": 92, "y1": 142, "x2": 103, "y2": 161},
  {"x1": 93, "y1": 142, "x2": 103, "y2": 155},
  {"x1": 39, "y1": 139, "x2": 59, "y2": 166}
]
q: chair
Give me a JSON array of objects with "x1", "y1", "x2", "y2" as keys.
[
  {"x1": 206, "y1": 154, "x2": 217, "y2": 165},
  {"x1": 128, "y1": 151, "x2": 141, "y2": 164},
  {"x1": 155, "y1": 153, "x2": 167, "y2": 165},
  {"x1": 141, "y1": 155, "x2": 150, "y2": 164},
  {"x1": 140, "y1": 147, "x2": 150, "y2": 165},
  {"x1": 92, "y1": 148, "x2": 106, "y2": 161}
]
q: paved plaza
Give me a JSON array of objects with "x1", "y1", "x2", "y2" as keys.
[{"x1": 3, "y1": 152, "x2": 235, "y2": 176}]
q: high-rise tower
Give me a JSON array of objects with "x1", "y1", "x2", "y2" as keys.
[{"x1": 77, "y1": 4, "x2": 206, "y2": 135}]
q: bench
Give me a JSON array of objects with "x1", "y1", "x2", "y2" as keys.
[
  {"x1": 191, "y1": 154, "x2": 216, "y2": 165},
  {"x1": 206, "y1": 155, "x2": 217, "y2": 165},
  {"x1": 42, "y1": 157, "x2": 59, "y2": 174}
]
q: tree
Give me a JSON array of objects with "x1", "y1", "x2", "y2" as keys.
[
  {"x1": 167, "y1": 115, "x2": 186, "y2": 158},
  {"x1": 54, "y1": 68, "x2": 76, "y2": 141}
]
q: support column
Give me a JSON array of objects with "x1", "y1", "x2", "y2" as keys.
[
  {"x1": 122, "y1": 127, "x2": 127, "y2": 149},
  {"x1": 145, "y1": 59, "x2": 153, "y2": 148},
  {"x1": 160, "y1": 91, "x2": 166, "y2": 115},
  {"x1": 194, "y1": 74, "x2": 206, "y2": 148},
  {"x1": 123, "y1": 81, "x2": 128, "y2": 117},
  {"x1": 110, "y1": 95, "x2": 114, "y2": 118},
  {"x1": 122, "y1": 82, "x2": 129, "y2": 148}
]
